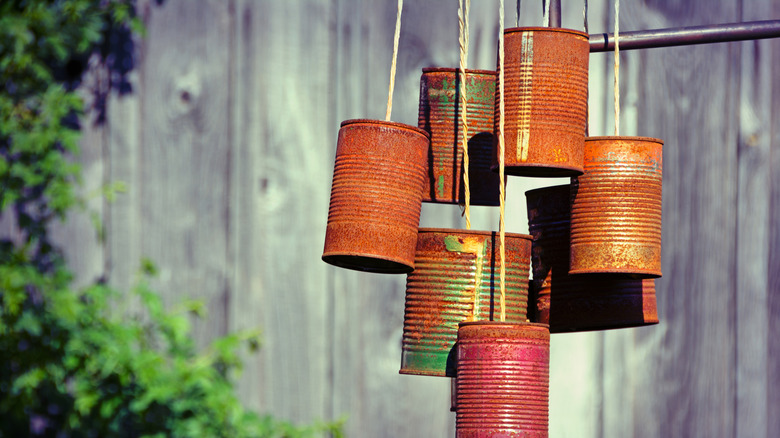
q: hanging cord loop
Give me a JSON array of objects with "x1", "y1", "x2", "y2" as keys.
[
  {"x1": 584, "y1": 0, "x2": 589, "y2": 136},
  {"x1": 385, "y1": 0, "x2": 404, "y2": 121},
  {"x1": 542, "y1": 0, "x2": 551, "y2": 27},
  {"x1": 498, "y1": 0, "x2": 507, "y2": 322},
  {"x1": 613, "y1": 0, "x2": 620, "y2": 135},
  {"x1": 458, "y1": 0, "x2": 472, "y2": 228}
]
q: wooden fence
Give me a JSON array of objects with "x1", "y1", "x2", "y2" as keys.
[{"x1": 15, "y1": 0, "x2": 779, "y2": 436}]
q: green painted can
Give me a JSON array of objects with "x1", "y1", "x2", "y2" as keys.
[{"x1": 399, "y1": 228, "x2": 532, "y2": 377}]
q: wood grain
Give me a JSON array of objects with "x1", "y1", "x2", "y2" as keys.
[
  {"x1": 137, "y1": 0, "x2": 233, "y2": 348},
  {"x1": 229, "y1": 0, "x2": 333, "y2": 424},
  {"x1": 600, "y1": 1, "x2": 740, "y2": 437},
  {"x1": 735, "y1": 2, "x2": 773, "y2": 437},
  {"x1": 767, "y1": 4, "x2": 780, "y2": 438}
]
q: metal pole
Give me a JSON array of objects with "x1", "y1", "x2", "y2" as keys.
[
  {"x1": 548, "y1": 0, "x2": 561, "y2": 28},
  {"x1": 590, "y1": 19, "x2": 780, "y2": 52}
]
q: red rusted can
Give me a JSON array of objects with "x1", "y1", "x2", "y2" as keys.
[
  {"x1": 400, "y1": 228, "x2": 532, "y2": 377},
  {"x1": 456, "y1": 321, "x2": 550, "y2": 438},
  {"x1": 322, "y1": 119, "x2": 429, "y2": 274},
  {"x1": 526, "y1": 184, "x2": 658, "y2": 332},
  {"x1": 569, "y1": 137, "x2": 664, "y2": 277},
  {"x1": 419, "y1": 68, "x2": 501, "y2": 205},
  {"x1": 493, "y1": 27, "x2": 589, "y2": 177}
]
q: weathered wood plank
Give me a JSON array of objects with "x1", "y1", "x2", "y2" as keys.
[
  {"x1": 229, "y1": 0, "x2": 333, "y2": 425},
  {"x1": 137, "y1": 0, "x2": 232, "y2": 347},
  {"x1": 735, "y1": 2, "x2": 774, "y2": 436},
  {"x1": 599, "y1": 1, "x2": 740, "y2": 437},
  {"x1": 767, "y1": 3, "x2": 780, "y2": 437}
]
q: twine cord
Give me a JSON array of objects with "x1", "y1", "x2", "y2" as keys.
[
  {"x1": 584, "y1": 0, "x2": 589, "y2": 33},
  {"x1": 584, "y1": 0, "x2": 589, "y2": 136},
  {"x1": 458, "y1": 0, "x2": 472, "y2": 228},
  {"x1": 498, "y1": 0, "x2": 507, "y2": 322},
  {"x1": 385, "y1": 0, "x2": 404, "y2": 121},
  {"x1": 613, "y1": 0, "x2": 620, "y2": 136}
]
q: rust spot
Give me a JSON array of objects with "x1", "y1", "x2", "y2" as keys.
[
  {"x1": 418, "y1": 68, "x2": 502, "y2": 205},
  {"x1": 322, "y1": 119, "x2": 430, "y2": 274},
  {"x1": 526, "y1": 184, "x2": 659, "y2": 333},
  {"x1": 493, "y1": 27, "x2": 590, "y2": 177}
]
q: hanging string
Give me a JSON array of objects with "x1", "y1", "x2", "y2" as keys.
[
  {"x1": 515, "y1": 0, "x2": 521, "y2": 27},
  {"x1": 584, "y1": 0, "x2": 589, "y2": 136},
  {"x1": 584, "y1": 0, "x2": 589, "y2": 34},
  {"x1": 542, "y1": 0, "x2": 550, "y2": 27},
  {"x1": 458, "y1": 0, "x2": 472, "y2": 229},
  {"x1": 498, "y1": 0, "x2": 507, "y2": 322},
  {"x1": 613, "y1": 0, "x2": 620, "y2": 135},
  {"x1": 385, "y1": 0, "x2": 404, "y2": 121}
]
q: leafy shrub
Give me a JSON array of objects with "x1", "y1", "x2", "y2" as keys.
[{"x1": 0, "y1": 1, "x2": 341, "y2": 436}]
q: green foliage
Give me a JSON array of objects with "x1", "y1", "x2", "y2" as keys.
[
  {"x1": 0, "y1": 286, "x2": 345, "y2": 438},
  {"x1": 1, "y1": 0, "x2": 141, "y2": 250},
  {"x1": 0, "y1": 253, "x2": 344, "y2": 437},
  {"x1": 1, "y1": 1, "x2": 343, "y2": 437}
]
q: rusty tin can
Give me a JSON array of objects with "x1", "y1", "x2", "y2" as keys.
[
  {"x1": 493, "y1": 27, "x2": 589, "y2": 177},
  {"x1": 456, "y1": 321, "x2": 550, "y2": 438},
  {"x1": 569, "y1": 137, "x2": 664, "y2": 277},
  {"x1": 526, "y1": 184, "x2": 658, "y2": 332},
  {"x1": 419, "y1": 68, "x2": 501, "y2": 205},
  {"x1": 400, "y1": 228, "x2": 532, "y2": 377},
  {"x1": 322, "y1": 119, "x2": 429, "y2": 274}
]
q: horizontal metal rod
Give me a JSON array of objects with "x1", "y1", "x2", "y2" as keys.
[{"x1": 589, "y1": 19, "x2": 780, "y2": 52}]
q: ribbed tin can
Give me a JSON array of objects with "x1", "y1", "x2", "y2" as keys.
[
  {"x1": 569, "y1": 137, "x2": 664, "y2": 277},
  {"x1": 418, "y1": 68, "x2": 501, "y2": 205},
  {"x1": 456, "y1": 321, "x2": 550, "y2": 438},
  {"x1": 493, "y1": 27, "x2": 589, "y2": 177},
  {"x1": 400, "y1": 228, "x2": 532, "y2": 377},
  {"x1": 527, "y1": 184, "x2": 658, "y2": 332},
  {"x1": 322, "y1": 119, "x2": 429, "y2": 274}
]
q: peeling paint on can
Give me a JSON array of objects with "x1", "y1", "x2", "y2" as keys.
[
  {"x1": 418, "y1": 68, "x2": 501, "y2": 205},
  {"x1": 400, "y1": 229, "x2": 532, "y2": 377},
  {"x1": 322, "y1": 119, "x2": 429, "y2": 274}
]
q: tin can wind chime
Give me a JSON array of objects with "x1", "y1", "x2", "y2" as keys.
[
  {"x1": 419, "y1": 68, "x2": 501, "y2": 205},
  {"x1": 456, "y1": 321, "x2": 550, "y2": 438},
  {"x1": 493, "y1": 25, "x2": 589, "y2": 177},
  {"x1": 569, "y1": 3, "x2": 665, "y2": 278},
  {"x1": 400, "y1": 229, "x2": 532, "y2": 377},
  {"x1": 400, "y1": 0, "x2": 533, "y2": 378},
  {"x1": 322, "y1": 0, "x2": 429, "y2": 274},
  {"x1": 526, "y1": 184, "x2": 658, "y2": 332}
]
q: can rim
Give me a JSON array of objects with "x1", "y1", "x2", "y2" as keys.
[
  {"x1": 503, "y1": 26, "x2": 588, "y2": 39},
  {"x1": 421, "y1": 67, "x2": 497, "y2": 76},
  {"x1": 524, "y1": 184, "x2": 570, "y2": 198},
  {"x1": 458, "y1": 320, "x2": 549, "y2": 329},
  {"x1": 585, "y1": 135, "x2": 665, "y2": 146},
  {"x1": 417, "y1": 227, "x2": 532, "y2": 241},
  {"x1": 340, "y1": 118, "x2": 431, "y2": 139},
  {"x1": 568, "y1": 267, "x2": 662, "y2": 278}
]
